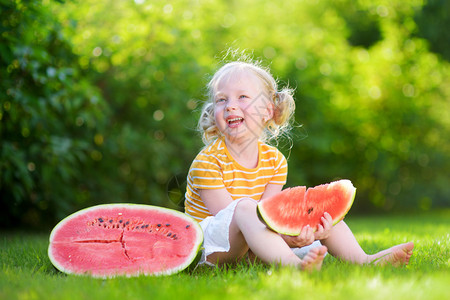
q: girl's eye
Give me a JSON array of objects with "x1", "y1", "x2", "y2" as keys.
[
  {"x1": 216, "y1": 97, "x2": 226, "y2": 103},
  {"x1": 239, "y1": 95, "x2": 249, "y2": 100}
]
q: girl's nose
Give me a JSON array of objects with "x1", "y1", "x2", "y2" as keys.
[
  {"x1": 226, "y1": 105, "x2": 236, "y2": 111},
  {"x1": 226, "y1": 98, "x2": 238, "y2": 111}
]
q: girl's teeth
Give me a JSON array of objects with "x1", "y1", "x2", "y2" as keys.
[{"x1": 228, "y1": 118, "x2": 243, "y2": 123}]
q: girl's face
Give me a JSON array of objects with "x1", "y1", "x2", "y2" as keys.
[{"x1": 213, "y1": 70, "x2": 273, "y2": 145}]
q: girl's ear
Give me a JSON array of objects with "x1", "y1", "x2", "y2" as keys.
[{"x1": 264, "y1": 101, "x2": 274, "y2": 123}]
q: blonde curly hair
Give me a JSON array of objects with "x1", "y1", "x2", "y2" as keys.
[{"x1": 198, "y1": 60, "x2": 296, "y2": 146}]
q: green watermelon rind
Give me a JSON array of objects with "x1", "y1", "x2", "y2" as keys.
[
  {"x1": 328, "y1": 180, "x2": 356, "y2": 226},
  {"x1": 256, "y1": 187, "x2": 306, "y2": 236},
  {"x1": 257, "y1": 180, "x2": 356, "y2": 236},
  {"x1": 257, "y1": 202, "x2": 294, "y2": 236},
  {"x1": 48, "y1": 203, "x2": 204, "y2": 278}
]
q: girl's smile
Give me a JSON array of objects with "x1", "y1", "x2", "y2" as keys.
[{"x1": 226, "y1": 115, "x2": 244, "y2": 128}]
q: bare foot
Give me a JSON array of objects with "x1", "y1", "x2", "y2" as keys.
[
  {"x1": 300, "y1": 245, "x2": 328, "y2": 271},
  {"x1": 370, "y1": 242, "x2": 414, "y2": 266}
]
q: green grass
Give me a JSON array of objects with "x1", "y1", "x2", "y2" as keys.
[{"x1": 1, "y1": 210, "x2": 449, "y2": 300}]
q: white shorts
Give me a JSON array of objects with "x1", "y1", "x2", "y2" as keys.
[{"x1": 198, "y1": 198, "x2": 325, "y2": 265}]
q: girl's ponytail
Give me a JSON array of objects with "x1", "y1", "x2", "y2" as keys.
[{"x1": 265, "y1": 87, "x2": 296, "y2": 142}]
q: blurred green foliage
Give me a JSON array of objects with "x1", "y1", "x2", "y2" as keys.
[
  {"x1": 1, "y1": 0, "x2": 449, "y2": 228},
  {"x1": 1, "y1": 0, "x2": 108, "y2": 228}
]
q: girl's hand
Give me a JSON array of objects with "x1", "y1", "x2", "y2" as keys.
[
  {"x1": 314, "y1": 212, "x2": 333, "y2": 241},
  {"x1": 281, "y1": 225, "x2": 315, "y2": 248}
]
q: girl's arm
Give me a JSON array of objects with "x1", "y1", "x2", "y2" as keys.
[
  {"x1": 198, "y1": 188, "x2": 234, "y2": 216},
  {"x1": 199, "y1": 183, "x2": 283, "y2": 216},
  {"x1": 260, "y1": 183, "x2": 283, "y2": 200}
]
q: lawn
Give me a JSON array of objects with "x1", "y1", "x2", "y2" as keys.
[{"x1": 1, "y1": 210, "x2": 449, "y2": 300}]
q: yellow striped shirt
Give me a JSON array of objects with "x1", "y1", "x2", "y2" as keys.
[{"x1": 184, "y1": 137, "x2": 287, "y2": 222}]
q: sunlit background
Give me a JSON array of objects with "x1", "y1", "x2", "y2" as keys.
[{"x1": 1, "y1": 0, "x2": 449, "y2": 229}]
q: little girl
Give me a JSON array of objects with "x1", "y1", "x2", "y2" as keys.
[{"x1": 184, "y1": 59, "x2": 414, "y2": 270}]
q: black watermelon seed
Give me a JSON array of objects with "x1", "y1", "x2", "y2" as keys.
[
  {"x1": 125, "y1": 221, "x2": 130, "y2": 225},
  {"x1": 167, "y1": 233, "x2": 172, "y2": 237},
  {"x1": 307, "y1": 207, "x2": 314, "y2": 214},
  {"x1": 98, "y1": 218, "x2": 104, "y2": 223},
  {"x1": 119, "y1": 220, "x2": 123, "y2": 223},
  {"x1": 166, "y1": 224, "x2": 170, "y2": 227},
  {"x1": 157, "y1": 224, "x2": 162, "y2": 227},
  {"x1": 109, "y1": 219, "x2": 113, "y2": 223},
  {"x1": 172, "y1": 234, "x2": 177, "y2": 239},
  {"x1": 141, "y1": 225, "x2": 145, "y2": 229},
  {"x1": 185, "y1": 225, "x2": 190, "y2": 229},
  {"x1": 145, "y1": 224, "x2": 149, "y2": 228}
]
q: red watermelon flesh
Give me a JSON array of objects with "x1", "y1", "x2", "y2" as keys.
[
  {"x1": 257, "y1": 179, "x2": 356, "y2": 236},
  {"x1": 48, "y1": 204, "x2": 203, "y2": 278}
]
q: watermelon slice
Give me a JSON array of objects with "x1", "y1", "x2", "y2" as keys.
[
  {"x1": 257, "y1": 179, "x2": 356, "y2": 236},
  {"x1": 48, "y1": 204, "x2": 203, "y2": 278}
]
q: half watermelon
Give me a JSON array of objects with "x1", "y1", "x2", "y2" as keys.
[
  {"x1": 257, "y1": 179, "x2": 356, "y2": 236},
  {"x1": 48, "y1": 204, "x2": 203, "y2": 278}
]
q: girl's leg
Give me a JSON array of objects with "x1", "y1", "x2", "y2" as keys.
[
  {"x1": 321, "y1": 221, "x2": 414, "y2": 266},
  {"x1": 207, "y1": 199, "x2": 327, "y2": 270}
]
